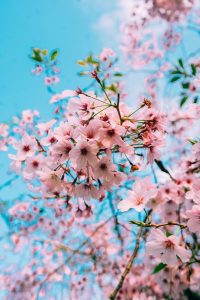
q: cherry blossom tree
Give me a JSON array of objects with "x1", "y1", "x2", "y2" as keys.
[{"x1": 0, "y1": 1, "x2": 200, "y2": 300}]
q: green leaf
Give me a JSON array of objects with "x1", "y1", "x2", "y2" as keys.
[
  {"x1": 170, "y1": 76, "x2": 181, "y2": 82},
  {"x1": 86, "y1": 54, "x2": 93, "y2": 63},
  {"x1": 31, "y1": 48, "x2": 43, "y2": 62},
  {"x1": 152, "y1": 263, "x2": 167, "y2": 274},
  {"x1": 41, "y1": 49, "x2": 48, "y2": 55},
  {"x1": 184, "y1": 288, "x2": 200, "y2": 300},
  {"x1": 33, "y1": 48, "x2": 41, "y2": 55},
  {"x1": 188, "y1": 139, "x2": 198, "y2": 145},
  {"x1": 191, "y1": 64, "x2": 197, "y2": 76},
  {"x1": 77, "y1": 60, "x2": 87, "y2": 66},
  {"x1": 86, "y1": 54, "x2": 99, "y2": 65},
  {"x1": 78, "y1": 71, "x2": 89, "y2": 76},
  {"x1": 178, "y1": 58, "x2": 184, "y2": 69},
  {"x1": 180, "y1": 96, "x2": 188, "y2": 107},
  {"x1": 106, "y1": 84, "x2": 118, "y2": 93},
  {"x1": 114, "y1": 72, "x2": 123, "y2": 77},
  {"x1": 31, "y1": 54, "x2": 43, "y2": 62},
  {"x1": 101, "y1": 79, "x2": 106, "y2": 89},
  {"x1": 170, "y1": 69, "x2": 182, "y2": 75},
  {"x1": 50, "y1": 49, "x2": 59, "y2": 61},
  {"x1": 166, "y1": 231, "x2": 173, "y2": 237},
  {"x1": 182, "y1": 82, "x2": 190, "y2": 89},
  {"x1": 155, "y1": 160, "x2": 171, "y2": 176}
]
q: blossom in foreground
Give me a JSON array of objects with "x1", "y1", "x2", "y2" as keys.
[
  {"x1": 69, "y1": 138, "x2": 98, "y2": 170},
  {"x1": 13, "y1": 134, "x2": 37, "y2": 160},
  {"x1": 93, "y1": 156, "x2": 116, "y2": 182},
  {"x1": 2, "y1": 41, "x2": 200, "y2": 299},
  {"x1": 146, "y1": 229, "x2": 191, "y2": 266},
  {"x1": 186, "y1": 181, "x2": 200, "y2": 204},
  {"x1": 118, "y1": 177, "x2": 157, "y2": 212},
  {"x1": 192, "y1": 141, "x2": 200, "y2": 160},
  {"x1": 186, "y1": 205, "x2": 200, "y2": 233},
  {"x1": 98, "y1": 123, "x2": 126, "y2": 148}
]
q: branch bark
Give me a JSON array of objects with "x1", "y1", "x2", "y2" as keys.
[{"x1": 109, "y1": 216, "x2": 147, "y2": 300}]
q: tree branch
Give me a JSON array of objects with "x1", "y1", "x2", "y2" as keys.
[
  {"x1": 130, "y1": 220, "x2": 187, "y2": 230},
  {"x1": 36, "y1": 214, "x2": 119, "y2": 299},
  {"x1": 109, "y1": 215, "x2": 147, "y2": 300}
]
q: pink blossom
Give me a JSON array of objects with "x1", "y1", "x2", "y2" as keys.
[
  {"x1": 52, "y1": 66, "x2": 60, "y2": 74},
  {"x1": 23, "y1": 154, "x2": 44, "y2": 178},
  {"x1": 192, "y1": 142, "x2": 200, "y2": 160},
  {"x1": 22, "y1": 110, "x2": 37, "y2": 123},
  {"x1": 44, "y1": 77, "x2": 52, "y2": 86},
  {"x1": 93, "y1": 156, "x2": 116, "y2": 182},
  {"x1": 32, "y1": 65, "x2": 43, "y2": 75},
  {"x1": 0, "y1": 124, "x2": 9, "y2": 137},
  {"x1": 51, "y1": 76, "x2": 60, "y2": 84},
  {"x1": 143, "y1": 133, "x2": 165, "y2": 164},
  {"x1": 50, "y1": 90, "x2": 76, "y2": 104},
  {"x1": 13, "y1": 134, "x2": 37, "y2": 160},
  {"x1": 99, "y1": 48, "x2": 115, "y2": 61},
  {"x1": 54, "y1": 122, "x2": 74, "y2": 141},
  {"x1": 146, "y1": 229, "x2": 191, "y2": 266},
  {"x1": 0, "y1": 139, "x2": 7, "y2": 151},
  {"x1": 51, "y1": 140, "x2": 73, "y2": 163},
  {"x1": 186, "y1": 205, "x2": 200, "y2": 233},
  {"x1": 74, "y1": 183, "x2": 99, "y2": 200},
  {"x1": 37, "y1": 119, "x2": 56, "y2": 134},
  {"x1": 41, "y1": 130, "x2": 57, "y2": 146},
  {"x1": 76, "y1": 119, "x2": 102, "y2": 140},
  {"x1": 98, "y1": 123, "x2": 126, "y2": 148},
  {"x1": 67, "y1": 94, "x2": 93, "y2": 117},
  {"x1": 44, "y1": 76, "x2": 59, "y2": 86},
  {"x1": 69, "y1": 138, "x2": 98, "y2": 170},
  {"x1": 185, "y1": 181, "x2": 200, "y2": 204},
  {"x1": 38, "y1": 167, "x2": 64, "y2": 192},
  {"x1": 118, "y1": 177, "x2": 157, "y2": 212},
  {"x1": 9, "y1": 202, "x2": 30, "y2": 215}
]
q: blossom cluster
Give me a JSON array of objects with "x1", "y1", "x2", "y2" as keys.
[
  {"x1": 8, "y1": 86, "x2": 165, "y2": 203},
  {"x1": 120, "y1": 0, "x2": 198, "y2": 69},
  {"x1": 1, "y1": 65, "x2": 199, "y2": 299},
  {"x1": 0, "y1": 1, "x2": 200, "y2": 299},
  {"x1": 31, "y1": 48, "x2": 60, "y2": 87}
]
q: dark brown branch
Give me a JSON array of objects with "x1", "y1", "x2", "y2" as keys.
[
  {"x1": 115, "y1": 93, "x2": 123, "y2": 124},
  {"x1": 109, "y1": 215, "x2": 148, "y2": 300}
]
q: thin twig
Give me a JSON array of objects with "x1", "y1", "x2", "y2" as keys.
[
  {"x1": 36, "y1": 214, "x2": 118, "y2": 299},
  {"x1": 115, "y1": 93, "x2": 123, "y2": 124},
  {"x1": 130, "y1": 220, "x2": 187, "y2": 229}
]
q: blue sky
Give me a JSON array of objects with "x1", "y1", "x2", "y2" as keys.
[{"x1": 0, "y1": 0, "x2": 117, "y2": 120}]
